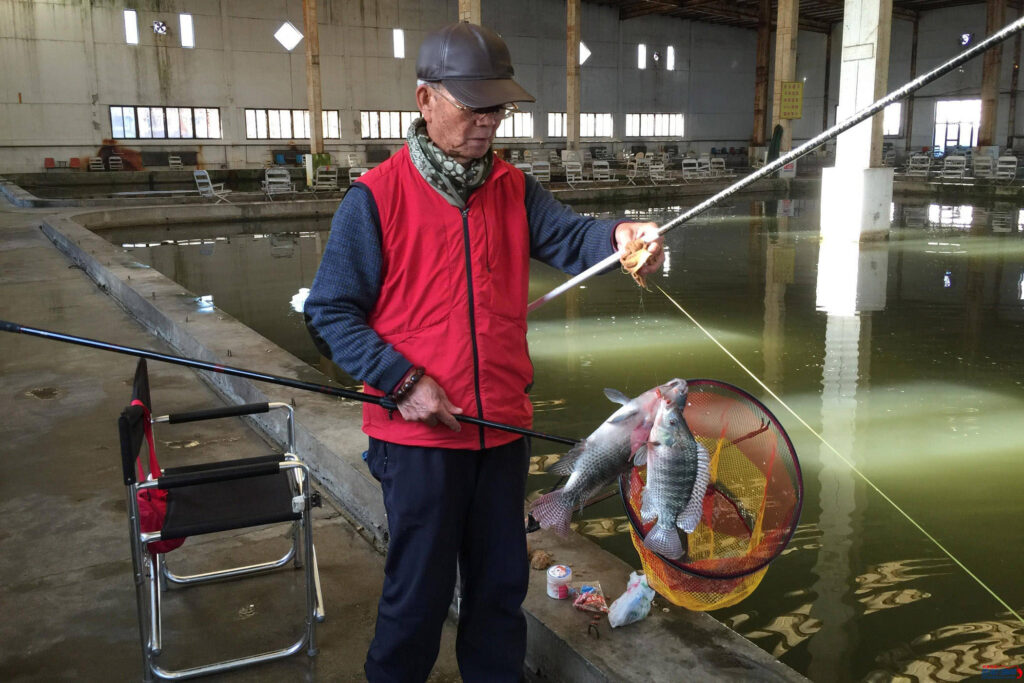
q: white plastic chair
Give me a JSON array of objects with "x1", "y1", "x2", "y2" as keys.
[
  {"x1": 649, "y1": 161, "x2": 668, "y2": 184},
  {"x1": 996, "y1": 156, "x2": 1018, "y2": 183},
  {"x1": 532, "y1": 161, "x2": 551, "y2": 183},
  {"x1": 592, "y1": 160, "x2": 615, "y2": 182},
  {"x1": 108, "y1": 155, "x2": 124, "y2": 171},
  {"x1": 261, "y1": 168, "x2": 295, "y2": 200},
  {"x1": 681, "y1": 157, "x2": 703, "y2": 182},
  {"x1": 514, "y1": 163, "x2": 533, "y2": 176},
  {"x1": 938, "y1": 155, "x2": 967, "y2": 180},
  {"x1": 905, "y1": 154, "x2": 931, "y2": 178},
  {"x1": 193, "y1": 170, "x2": 233, "y2": 204},
  {"x1": 972, "y1": 156, "x2": 994, "y2": 180},
  {"x1": 309, "y1": 166, "x2": 339, "y2": 194},
  {"x1": 564, "y1": 161, "x2": 585, "y2": 188},
  {"x1": 89, "y1": 157, "x2": 105, "y2": 171},
  {"x1": 167, "y1": 155, "x2": 183, "y2": 170}
]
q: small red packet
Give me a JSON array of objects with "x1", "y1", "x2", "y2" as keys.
[{"x1": 571, "y1": 582, "x2": 609, "y2": 614}]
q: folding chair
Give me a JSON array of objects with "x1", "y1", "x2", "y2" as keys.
[
  {"x1": 308, "y1": 166, "x2": 339, "y2": 195},
  {"x1": 531, "y1": 161, "x2": 551, "y2": 184},
  {"x1": 592, "y1": 160, "x2": 615, "y2": 183},
  {"x1": 193, "y1": 170, "x2": 233, "y2": 204},
  {"x1": 167, "y1": 155, "x2": 184, "y2": 170},
  {"x1": 996, "y1": 155, "x2": 1018, "y2": 183},
  {"x1": 348, "y1": 167, "x2": 369, "y2": 185},
  {"x1": 118, "y1": 358, "x2": 324, "y2": 681},
  {"x1": 108, "y1": 155, "x2": 124, "y2": 171},
  {"x1": 261, "y1": 168, "x2": 296, "y2": 200},
  {"x1": 89, "y1": 157, "x2": 105, "y2": 171},
  {"x1": 564, "y1": 161, "x2": 585, "y2": 188}
]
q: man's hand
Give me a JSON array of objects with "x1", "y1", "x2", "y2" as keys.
[
  {"x1": 614, "y1": 221, "x2": 665, "y2": 277},
  {"x1": 396, "y1": 375, "x2": 463, "y2": 431}
]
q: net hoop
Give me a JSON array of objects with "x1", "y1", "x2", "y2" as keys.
[{"x1": 619, "y1": 378, "x2": 803, "y2": 581}]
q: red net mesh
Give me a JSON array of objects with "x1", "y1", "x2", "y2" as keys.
[{"x1": 620, "y1": 379, "x2": 802, "y2": 610}]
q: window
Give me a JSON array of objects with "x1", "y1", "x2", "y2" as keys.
[
  {"x1": 933, "y1": 99, "x2": 981, "y2": 151},
  {"x1": 667, "y1": 46, "x2": 675, "y2": 71},
  {"x1": 360, "y1": 111, "x2": 420, "y2": 139},
  {"x1": 180, "y1": 14, "x2": 195, "y2": 48},
  {"x1": 495, "y1": 112, "x2": 534, "y2": 138},
  {"x1": 579, "y1": 41, "x2": 591, "y2": 66},
  {"x1": 274, "y1": 21, "x2": 303, "y2": 51},
  {"x1": 124, "y1": 10, "x2": 139, "y2": 45},
  {"x1": 109, "y1": 106, "x2": 221, "y2": 139},
  {"x1": 883, "y1": 102, "x2": 902, "y2": 136},
  {"x1": 625, "y1": 113, "x2": 684, "y2": 137},
  {"x1": 245, "y1": 109, "x2": 342, "y2": 139},
  {"x1": 638, "y1": 43, "x2": 646, "y2": 70},
  {"x1": 393, "y1": 29, "x2": 405, "y2": 59},
  {"x1": 547, "y1": 113, "x2": 613, "y2": 138}
]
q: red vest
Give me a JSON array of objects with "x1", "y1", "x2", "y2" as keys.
[{"x1": 357, "y1": 147, "x2": 533, "y2": 450}]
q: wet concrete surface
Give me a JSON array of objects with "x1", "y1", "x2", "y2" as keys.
[{"x1": 0, "y1": 200, "x2": 461, "y2": 681}]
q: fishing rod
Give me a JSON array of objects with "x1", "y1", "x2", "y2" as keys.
[
  {"x1": 0, "y1": 319, "x2": 578, "y2": 447},
  {"x1": 528, "y1": 14, "x2": 1024, "y2": 312}
]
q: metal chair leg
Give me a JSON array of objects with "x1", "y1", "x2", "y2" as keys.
[{"x1": 147, "y1": 553, "x2": 163, "y2": 655}]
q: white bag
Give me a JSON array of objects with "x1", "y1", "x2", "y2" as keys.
[{"x1": 608, "y1": 571, "x2": 656, "y2": 628}]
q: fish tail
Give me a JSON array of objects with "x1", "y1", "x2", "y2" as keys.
[
  {"x1": 644, "y1": 521, "x2": 684, "y2": 560},
  {"x1": 529, "y1": 491, "x2": 574, "y2": 536}
]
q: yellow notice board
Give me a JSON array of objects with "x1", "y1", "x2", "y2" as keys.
[{"x1": 780, "y1": 81, "x2": 803, "y2": 119}]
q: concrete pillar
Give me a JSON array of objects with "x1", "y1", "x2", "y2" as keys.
[
  {"x1": 979, "y1": 0, "x2": 1006, "y2": 147},
  {"x1": 566, "y1": 0, "x2": 581, "y2": 153},
  {"x1": 1009, "y1": 28, "x2": 1021, "y2": 150},
  {"x1": 303, "y1": 0, "x2": 323, "y2": 155},
  {"x1": 752, "y1": 0, "x2": 771, "y2": 149},
  {"x1": 458, "y1": 0, "x2": 481, "y2": 24},
  {"x1": 771, "y1": 0, "x2": 800, "y2": 152},
  {"x1": 820, "y1": 0, "x2": 894, "y2": 240}
]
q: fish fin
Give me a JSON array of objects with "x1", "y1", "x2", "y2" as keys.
[
  {"x1": 632, "y1": 444, "x2": 647, "y2": 467},
  {"x1": 644, "y1": 522, "x2": 684, "y2": 560},
  {"x1": 604, "y1": 388, "x2": 631, "y2": 405},
  {"x1": 640, "y1": 489, "x2": 657, "y2": 523},
  {"x1": 547, "y1": 441, "x2": 585, "y2": 476},
  {"x1": 529, "y1": 491, "x2": 574, "y2": 536},
  {"x1": 607, "y1": 406, "x2": 639, "y2": 424}
]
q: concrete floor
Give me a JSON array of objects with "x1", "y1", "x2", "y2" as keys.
[{"x1": 0, "y1": 197, "x2": 462, "y2": 681}]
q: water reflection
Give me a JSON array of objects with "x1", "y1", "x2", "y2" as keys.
[{"x1": 108, "y1": 198, "x2": 1024, "y2": 681}]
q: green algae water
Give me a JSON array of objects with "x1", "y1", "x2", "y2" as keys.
[{"x1": 109, "y1": 197, "x2": 1024, "y2": 682}]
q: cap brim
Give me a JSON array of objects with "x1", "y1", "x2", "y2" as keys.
[{"x1": 442, "y1": 78, "x2": 536, "y2": 108}]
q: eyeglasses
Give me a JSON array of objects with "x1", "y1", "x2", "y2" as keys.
[{"x1": 430, "y1": 85, "x2": 518, "y2": 121}]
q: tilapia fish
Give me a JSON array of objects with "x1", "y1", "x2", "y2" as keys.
[
  {"x1": 530, "y1": 379, "x2": 687, "y2": 536},
  {"x1": 636, "y1": 393, "x2": 711, "y2": 560}
]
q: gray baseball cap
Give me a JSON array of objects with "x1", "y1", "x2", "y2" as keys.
[{"x1": 416, "y1": 22, "x2": 536, "y2": 109}]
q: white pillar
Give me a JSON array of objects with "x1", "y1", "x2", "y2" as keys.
[{"x1": 821, "y1": 0, "x2": 894, "y2": 240}]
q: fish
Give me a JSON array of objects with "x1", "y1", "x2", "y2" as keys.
[
  {"x1": 635, "y1": 392, "x2": 711, "y2": 560},
  {"x1": 529, "y1": 379, "x2": 687, "y2": 536}
]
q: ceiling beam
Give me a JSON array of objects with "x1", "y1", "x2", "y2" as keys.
[
  {"x1": 619, "y1": 0, "x2": 832, "y2": 32},
  {"x1": 813, "y1": 0, "x2": 917, "y2": 22}
]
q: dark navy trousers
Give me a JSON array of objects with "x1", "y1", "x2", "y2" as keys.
[{"x1": 363, "y1": 436, "x2": 530, "y2": 683}]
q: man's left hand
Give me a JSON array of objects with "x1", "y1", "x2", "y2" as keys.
[{"x1": 614, "y1": 221, "x2": 665, "y2": 277}]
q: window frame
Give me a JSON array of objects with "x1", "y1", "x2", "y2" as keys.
[
  {"x1": 495, "y1": 112, "x2": 534, "y2": 139},
  {"x1": 546, "y1": 112, "x2": 614, "y2": 139},
  {"x1": 359, "y1": 111, "x2": 420, "y2": 140},
  {"x1": 624, "y1": 112, "x2": 684, "y2": 138},
  {"x1": 244, "y1": 109, "x2": 342, "y2": 140},
  {"x1": 109, "y1": 105, "x2": 222, "y2": 140}
]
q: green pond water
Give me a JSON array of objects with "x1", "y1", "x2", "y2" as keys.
[{"x1": 107, "y1": 196, "x2": 1024, "y2": 682}]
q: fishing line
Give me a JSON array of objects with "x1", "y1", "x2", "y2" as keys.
[{"x1": 653, "y1": 284, "x2": 1024, "y2": 626}]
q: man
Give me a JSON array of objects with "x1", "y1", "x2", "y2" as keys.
[{"x1": 305, "y1": 22, "x2": 664, "y2": 682}]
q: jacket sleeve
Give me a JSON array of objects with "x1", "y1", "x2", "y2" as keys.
[
  {"x1": 303, "y1": 184, "x2": 413, "y2": 393},
  {"x1": 524, "y1": 173, "x2": 623, "y2": 275}
]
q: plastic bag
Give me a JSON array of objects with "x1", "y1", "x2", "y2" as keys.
[
  {"x1": 571, "y1": 582, "x2": 608, "y2": 614},
  {"x1": 608, "y1": 571, "x2": 655, "y2": 628}
]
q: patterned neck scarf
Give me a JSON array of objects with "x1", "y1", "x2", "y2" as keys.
[{"x1": 406, "y1": 117, "x2": 492, "y2": 208}]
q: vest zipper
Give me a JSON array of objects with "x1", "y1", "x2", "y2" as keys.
[{"x1": 461, "y1": 207, "x2": 486, "y2": 449}]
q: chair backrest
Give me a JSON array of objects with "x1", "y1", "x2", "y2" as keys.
[
  {"x1": 194, "y1": 170, "x2": 215, "y2": 196},
  {"x1": 649, "y1": 161, "x2": 667, "y2": 179},
  {"x1": 532, "y1": 161, "x2": 551, "y2": 181},
  {"x1": 514, "y1": 163, "x2": 533, "y2": 174},
  {"x1": 168, "y1": 155, "x2": 183, "y2": 169},
  {"x1": 89, "y1": 157, "x2": 105, "y2": 171},
  {"x1": 108, "y1": 155, "x2": 123, "y2": 171},
  {"x1": 973, "y1": 156, "x2": 994, "y2": 177},
  {"x1": 592, "y1": 160, "x2": 611, "y2": 180},
  {"x1": 348, "y1": 167, "x2": 369, "y2": 183},
  {"x1": 44, "y1": 157, "x2": 55, "y2": 169},
  {"x1": 118, "y1": 358, "x2": 152, "y2": 486},
  {"x1": 347, "y1": 152, "x2": 361, "y2": 165},
  {"x1": 69, "y1": 157, "x2": 81, "y2": 169},
  {"x1": 314, "y1": 166, "x2": 338, "y2": 186},
  {"x1": 710, "y1": 157, "x2": 726, "y2": 170},
  {"x1": 265, "y1": 168, "x2": 291, "y2": 183},
  {"x1": 510, "y1": 150, "x2": 521, "y2": 161},
  {"x1": 564, "y1": 161, "x2": 583, "y2": 181},
  {"x1": 996, "y1": 156, "x2": 1018, "y2": 178}
]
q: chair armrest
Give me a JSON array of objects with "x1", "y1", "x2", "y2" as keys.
[
  {"x1": 158, "y1": 459, "x2": 284, "y2": 489},
  {"x1": 164, "y1": 402, "x2": 270, "y2": 424}
]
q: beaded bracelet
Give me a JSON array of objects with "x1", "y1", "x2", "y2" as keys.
[{"x1": 389, "y1": 366, "x2": 426, "y2": 404}]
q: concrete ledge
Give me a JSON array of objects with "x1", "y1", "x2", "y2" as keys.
[{"x1": 38, "y1": 204, "x2": 807, "y2": 682}]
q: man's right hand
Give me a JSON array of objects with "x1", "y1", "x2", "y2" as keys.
[{"x1": 396, "y1": 375, "x2": 463, "y2": 431}]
